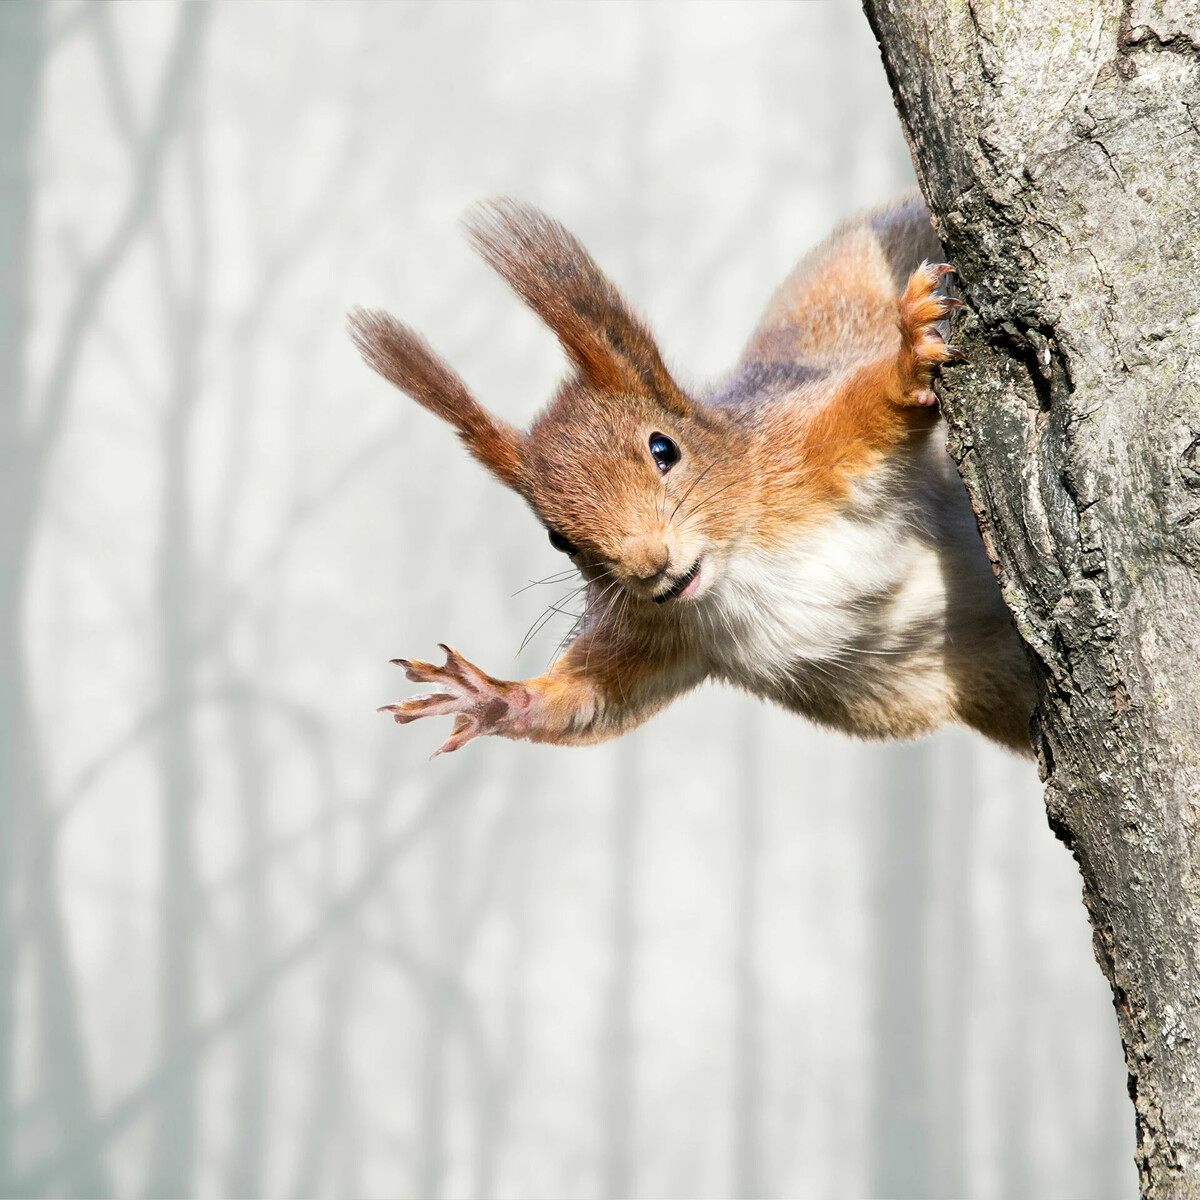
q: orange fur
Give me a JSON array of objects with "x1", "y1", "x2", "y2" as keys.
[
  {"x1": 744, "y1": 229, "x2": 899, "y2": 368},
  {"x1": 745, "y1": 261, "x2": 959, "y2": 548},
  {"x1": 347, "y1": 308, "x2": 525, "y2": 490},
  {"x1": 463, "y1": 199, "x2": 691, "y2": 414}
]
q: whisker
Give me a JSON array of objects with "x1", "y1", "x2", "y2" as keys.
[
  {"x1": 512, "y1": 569, "x2": 578, "y2": 596},
  {"x1": 669, "y1": 431, "x2": 886, "y2": 536},
  {"x1": 545, "y1": 572, "x2": 625, "y2": 671},
  {"x1": 520, "y1": 586, "x2": 585, "y2": 654},
  {"x1": 679, "y1": 438, "x2": 887, "y2": 532},
  {"x1": 519, "y1": 605, "x2": 561, "y2": 655},
  {"x1": 671, "y1": 460, "x2": 718, "y2": 523},
  {"x1": 576, "y1": 571, "x2": 624, "y2": 676},
  {"x1": 678, "y1": 476, "x2": 743, "y2": 526}
]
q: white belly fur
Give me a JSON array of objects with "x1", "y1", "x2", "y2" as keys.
[{"x1": 694, "y1": 434, "x2": 1009, "y2": 737}]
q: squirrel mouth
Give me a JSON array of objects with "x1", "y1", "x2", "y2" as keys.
[{"x1": 653, "y1": 559, "x2": 701, "y2": 605}]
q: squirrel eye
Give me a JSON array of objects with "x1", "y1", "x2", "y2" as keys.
[
  {"x1": 548, "y1": 529, "x2": 577, "y2": 556},
  {"x1": 649, "y1": 432, "x2": 680, "y2": 473}
]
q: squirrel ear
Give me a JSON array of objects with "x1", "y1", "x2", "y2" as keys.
[
  {"x1": 462, "y1": 199, "x2": 691, "y2": 417},
  {"x1": 348, "y1": 308, "x2": 525, "y2": 492}
]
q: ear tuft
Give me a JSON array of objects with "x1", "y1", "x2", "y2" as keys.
[
  {"x1": 348, "y1": 307, "x2": 525, "y2": 491},
  {"x1": 462, "y1": 199, "x2": 691, "y2": 415}
]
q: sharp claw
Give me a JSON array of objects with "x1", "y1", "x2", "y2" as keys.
[
  {"x1": 431, "y1": 735, "x2": 465, "y2": 759},
  {"x1": 379, "y1": 704, "x2": 416, "y2": 725},
  {"x1": 381, "y1": 648, "x2": 507, "y2": 756},
  {"x1": 396, "y1": 656, "x2": 441, "y2": 683},
  {"x1": 898, "y1": 264, "x2": 967, "y2": 397},
  {"x1": 432, "y1": 714, "x2": 476, "y2": 757},
  {"x1": 434, "y1": 644, "x2": 470, "y2": 684}
]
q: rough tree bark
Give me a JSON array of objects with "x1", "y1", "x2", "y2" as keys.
[{"x1": 862, "y1": 3, "x2": 1200, "y2": 1195}]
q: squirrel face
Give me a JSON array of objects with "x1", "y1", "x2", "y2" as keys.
[
  {"x1": 522, "y1": 383, "x2": 746, "y2": 604},
  {"x1": 349, "y1": 199, "x2": 751, "y2": 607}
]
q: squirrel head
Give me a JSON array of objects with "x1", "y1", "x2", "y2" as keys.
[{"x1": 349, "y1": 200, "x2": 748, "y2": 603}]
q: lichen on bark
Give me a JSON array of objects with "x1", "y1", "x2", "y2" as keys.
[{"x1": 863, "y1": 2, "x2": 1200, "y2": 1195}]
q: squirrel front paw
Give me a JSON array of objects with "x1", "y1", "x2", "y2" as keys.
[
  {"x1": 379, "y1": 645, "x2": 530, "y2": 756},
  {"x1": 896, "y1": 262, "x2": 966, "y2": 407}
]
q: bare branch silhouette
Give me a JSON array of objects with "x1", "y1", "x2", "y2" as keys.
[
  {"x1": 30, "y1": 3, "x2": 208, "y2": 496},
  {"x1": 10, "y1": 764, "x2": 476, "y2": 1197},
  {"x1": 0, "y1": 11, "x2": 49, "y2": 1183}
]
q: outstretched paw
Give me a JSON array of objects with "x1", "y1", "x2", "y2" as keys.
[
  {"x1": 896, "y1": 262, "x2": 966, "y2": 407},
  {"x1": 379, "y1": 645, "x2": 529, "y2": 756}
]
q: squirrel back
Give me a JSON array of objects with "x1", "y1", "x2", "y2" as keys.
[{"x1": 716, "y1": 190, "x2": 943, "y2": 407}]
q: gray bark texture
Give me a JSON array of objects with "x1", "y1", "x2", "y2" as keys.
[{"x1": 862, "y1": 2, "x2": 1200, "y2": 1195}]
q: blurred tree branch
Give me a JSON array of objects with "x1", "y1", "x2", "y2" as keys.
[
  {"x1": 10, "y1": 754, "x2": 477, "y2": 1197},
  {"x1": 30, "y1": 3, "x2": 207, "y2": 495}
]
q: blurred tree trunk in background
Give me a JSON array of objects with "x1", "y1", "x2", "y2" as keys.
[
  {"x1": 864, "y1": 3, "x2": 1200, "y2": 1193},
  {"x1": 733, "y1": 706, "x2": 764, "y2": 1200},
  {"x1": 4, "y1": 2, "x2": 208, "y2": 1190},
  {"x1": 602, "y1": 746, "x2": 640, "y2": 1200},
  {"x1": 2, "y1": 8, "x2": 125, "y2": 1195},
  {"x1": 870, "y1": 743, "x2": 932, "y2": 1199},
  {"x1": 146, "y1": 98, "x2": 208, "y2": 1200},
  {"x1": 224, "y1": 689, "x2": 270, "y2": 1198},
  {"x1": 931, "y1": 738, "x2": 972, "y2": 1197},
  {"x1": 0, "y1": 5, "x2": 46, "y2": 1189}
]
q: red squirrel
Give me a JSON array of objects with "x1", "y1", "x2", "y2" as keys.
[{"x1": 350, "y1": 193, "x2": 1036, "y2": 756}]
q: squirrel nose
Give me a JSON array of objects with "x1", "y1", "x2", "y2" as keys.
[{"x1": 621, "y1": 535, "x2": 670, "y2": 582}]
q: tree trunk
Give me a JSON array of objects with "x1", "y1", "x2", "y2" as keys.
[{"x1": 862, "y1": 3, "x2": 1200, "y2": 1194}]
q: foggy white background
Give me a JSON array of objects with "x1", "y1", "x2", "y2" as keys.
[{"x1": 3, "y1": 2, "x2": 1134, "y2": 1197}]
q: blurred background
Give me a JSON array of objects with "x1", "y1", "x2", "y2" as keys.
[{"x1": 1, "y1": 2, "x2": 1135, "y2": 1197}]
